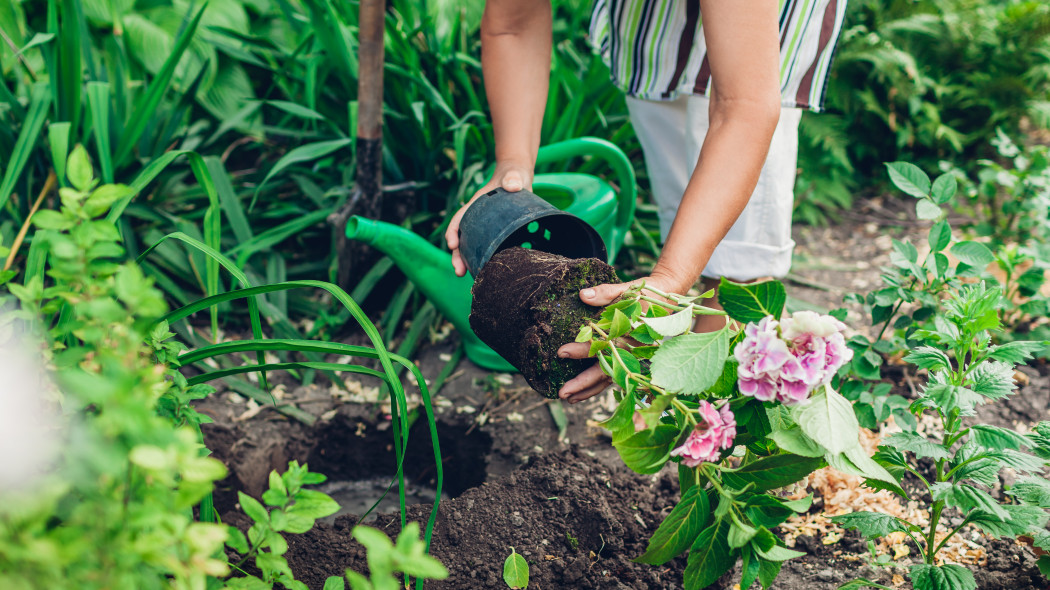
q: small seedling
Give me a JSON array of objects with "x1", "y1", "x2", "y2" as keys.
[{"x1": 503, "y1": 547, "x2": 529, "y2": 589}]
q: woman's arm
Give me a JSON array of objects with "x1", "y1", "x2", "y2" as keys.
[
  {"x1": 445, "y1": 0, "x2": 552, "y2": 277},
  {"x1": 652, "y1": 0, "x2": 782, "y2": 294},
  {"x1": 558, "y1": 0, "x2": 782, "y2": 403}
]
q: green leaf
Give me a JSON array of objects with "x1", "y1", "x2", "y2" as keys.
[
  {"x1": 718, "y1": 279, "x2": 786, "y2": 323},
  {"x1": 930, "y1": 482, "x2": 1008, "y2": 519},
  {"x1": 755, "y1": 543, "x2": 805, "y2": 562},
  {"x1": 758, "y1": 557, "x2": 782, "y2": 589},
  {"x1": 916, "y1": 199, "x2": 942, "y2": 220},
  {"x1": 904, "y1": 346, "x2": 951, "y2": 372},
  {"x1": 950, "y1": 241, "x2": 994, "y2": 268},
  {"x1": 226, "y1": 526, "x2": 249, "y2": 553},
  {"x1": 969, "y1": 361, "x2": 1018, "y2": 400},
  {"x1": 641, "y1": 305, "x2": 694, "y2": 338},
  {"x1": 323, "y1": 576, "x2": 346, "y2": 590},
  {"x1": 884, "y1": 431, "x2": 949, "y2": 461},
  {"x1": 831, "y1": 512, "x2": 909, "y2": 539},
  {"x1": 722, "y1": 454, "x2": 823, "y2": 491},
  {"x1": 238, "y1": 492, "x2": 270, "y2": 524},
  {"x1": 828, "y1": 445, "x2": 905, "y2": 494},
  {"x1": 650, "y1": 329, "x2": 729, "y2": 395},
  {"x1": 288, "y1": 489, "x2": 340, "y2": 520},
  {"x1": 613, "y1": 424, "x2": 678, "y2": 474},
  {"x1": 886, "y1": 162, "x2": 931, "y2": 197},
  {"x1": 67, "y1": 144, "x2": 95, "y2": 192},
  {"x1": 575, "y1": 325, "x2": 593, "y2": 343},
  {"x1": 636, "y1": 484, "x2": 710, "y2": 565},
  {"x1": 971, "y1": 425, "x2": 1031, "y2": 451},
  {"x1": 684, "y1": 519, "x2": 733, "y2": 590},
  {"x1": 790, "y1": 387, "x2": 859, "y2": 455},
  {"x1": 503, "y1": 549, "x2": 529, "y2": 589},
  {"x1": 1008, "y1": 476, "x2": 1050, "y2": 508},
  {"x1": 930, "y1": 173, "x2": 957, "y2": 204},
  {"x1": 767, "y1": 426, "x2": 826, "y2": 458},
  {"x1": 927, "y1": 220, "x2": 952, "y2": 252},
  {"x1": 986, "y1": 341, "x2": 1045, "y2": 364},
  {"x1": 909, "y1": 563, "x2": 975, "y2": 590},
  {"x1": 0, "y1": 83, "x2": 50, "y2": 211},
  {"x1": 254, "y1": 138, "x2": 353, "y2": 203},
  {"x1": 609, "y1": 308, "x2": 632, "y2": 338},
  {"x1": 970, "y1": 504, "x2": 1048, "y2": 537},
  {"x1": 600, "y1": 390, "x2": 638, "y2": 443}
]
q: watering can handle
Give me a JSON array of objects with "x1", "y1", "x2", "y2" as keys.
[{"x1": 535, "y1": 137, "x2": 637, "y2": 240}]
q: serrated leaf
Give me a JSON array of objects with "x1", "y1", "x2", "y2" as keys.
[
  {"x1": 885, "y1": 431, "x2": 949, "y2": 460},
  {"x1": 1008, "y1": 476, "x2": 1050, "y2": 508},
  {"x1": 503, "y1": 550, "x2": 529, "y2": 588},
  {"x1": 728, "y1": 520, "x2": 757, "y2": 549},
  {"x1": 831, "y1": 511, "x2": 909, "y2": 539},
  {"x1": 613, "y1": 424, "x2": 677, "y2": 474},
  {"x1": 600, "y1": 390, "x2": 637, "y2": 442},
  {"x1": 886, "y1": 162, "x2": 931, "y2": 197},
  {"x1": 684, "y1": 519, "x2": 733, "y2": 590},
  {"x1": 722, "y1": 454, "x2": 823, "y2": 491},
  {"x1": 641, "y1": 304, "x2": 693, "y2": 338},
  {"x1": 950, "y1": 241, "x2": 994, "y2": 268},
  {"x1": 923, "y1": 381, "x2": 981, "y2": 416},
  {"x1": 969, "y1": 361, "x2": 1018, "y2": 400},
  {"x1": 986, "y1": 341, "x2": 1045, "y2": 364},
  {"x1": 650, "y1": 329, "x2": 729, "y2": 395},
  {"x1": 904, "y1": 346, "x2": 951, "y2": 371},
  {"x1": 636, "y1": 484, "x2": 709, "y2": 565},
  {"x1": 970, "y1": 504, "x2": 1048, "y2": 538},
  {"x1": 971, "y1": 424, "x2": 1031, "y2": 451},
  {"x1": 931, "y1": 482, "x2": 1008, "y2": 519},
  {"x1": 790, "y1": 387, "x2": 859, "y2": 455},
  {"x1": 909, "y1": 563, "x2": 975, "y2": 590},
  {"x1": 717, "y1": 279, "x2": 786, "y2": 323}
]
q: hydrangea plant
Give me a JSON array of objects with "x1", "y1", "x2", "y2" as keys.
[{"x1": 575, "y1": 279, "x2": 896, "y2": 589}]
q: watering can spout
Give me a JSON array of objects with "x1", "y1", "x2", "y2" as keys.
[{"x1": 344, "y1": 216, "x2": 515, "y2": 371}]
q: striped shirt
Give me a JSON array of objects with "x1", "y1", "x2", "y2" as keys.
[{"x1": 589, "y1": 0, "x2": 848, "y2": 111}]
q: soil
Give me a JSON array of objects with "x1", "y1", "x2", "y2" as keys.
[
  {"x1": 197, "y1": 203, "x2": 1050, "y2": 589},
  {"x1": 470, "y1": 247, "x2": 617, "y2": 399}
]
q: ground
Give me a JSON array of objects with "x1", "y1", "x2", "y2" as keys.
[{"x1": 199, "y1": 199, "x2": 1050, "y2": 589}]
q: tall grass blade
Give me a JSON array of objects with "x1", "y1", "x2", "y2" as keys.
[
  {"x1": 252, "y1": 138, "x2": 352, "y2": 207},
  {"x1": 87, "y1": 81, "x2": 114, "y2": 183},
  {"x1": 113, "y1": 3, "x2": 206, "y2": 166},
  {"x1": 205, "y1": 156, "x2": 252, "y2": 244},
  {"x1": 47, "y1": 122, "x2": 71, "y2": 188},
  {"x1": 0, "y1": 83, "x2": 50, "y2": 212}
]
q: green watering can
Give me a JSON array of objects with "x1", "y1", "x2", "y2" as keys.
[{"x1": 344, "y1": 136, "x2": 636, "y2": 372}]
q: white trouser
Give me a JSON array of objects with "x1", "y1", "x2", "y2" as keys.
[{"x1": 625, "y1": 95, "x2": 803, "y2": 281}]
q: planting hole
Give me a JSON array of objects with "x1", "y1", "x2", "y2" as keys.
[
  {"x1": 527, "y1": 221, "x2": 540, "y2": 233},
  {"x1": 305, "y1": 417, "x2": 492, "y2": 522},
  {"x1": 521, "y1": 242, "x2": 532, "y2": 249}
]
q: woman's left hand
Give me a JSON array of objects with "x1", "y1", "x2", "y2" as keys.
[{"x1": 556, "y1": 275, "x2": 683, "y2": 404}]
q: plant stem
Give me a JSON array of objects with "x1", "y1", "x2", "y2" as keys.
[{"x1": 671, "y1": 398, "x2": 698, "y2": 426}]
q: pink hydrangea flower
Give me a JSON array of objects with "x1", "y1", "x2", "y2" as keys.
[
  {"x1": 670, "y1": 401, "x2": 737, "y2": 467},
  {"x1": 735, "y1": 311, "x2": 853, "y2": 405}
]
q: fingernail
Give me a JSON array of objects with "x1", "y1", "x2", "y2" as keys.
[{"x1": 582, "y1": 289, "x2": 595, "y2": 299}]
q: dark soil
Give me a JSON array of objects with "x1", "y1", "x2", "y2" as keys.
[
  {"x1": 470, "y1": 247, "x2": 617, "y2": 399},
  {"x1": 198, "y1": 209, "x2": 1050, "y2": 590}
]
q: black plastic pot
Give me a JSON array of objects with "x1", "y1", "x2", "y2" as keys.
[{"x1": 458, "y1": 187, "x2": 607, "y2": 277}]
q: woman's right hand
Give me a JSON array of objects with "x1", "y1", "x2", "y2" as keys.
[{"x1": 444, "y1": 161, "x2": 534, "y2": 277}]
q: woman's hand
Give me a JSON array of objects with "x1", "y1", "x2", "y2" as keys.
[
  {"x1": 556, "y1": 274, "x2": 687, "y2": 404},
  {"x1": 444, "y1": 161, "x2": 534, "y2": 277}
]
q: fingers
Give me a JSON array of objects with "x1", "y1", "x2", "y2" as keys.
[
  {"x1": 451, "y1": 249, "x2": 467, "y2": 278},
  {"x1": 501, "y1": 169, "x2": 525, "y2": 192},
  {"x1": 580, "y1": 281, "x2": 637, "y2": 307},
  {"x1": 558, "y1": 364, "x2": 610, "y2": 404},
  {"x1": 557, "y1": 342, "x2": 590, "y2": 359}
]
